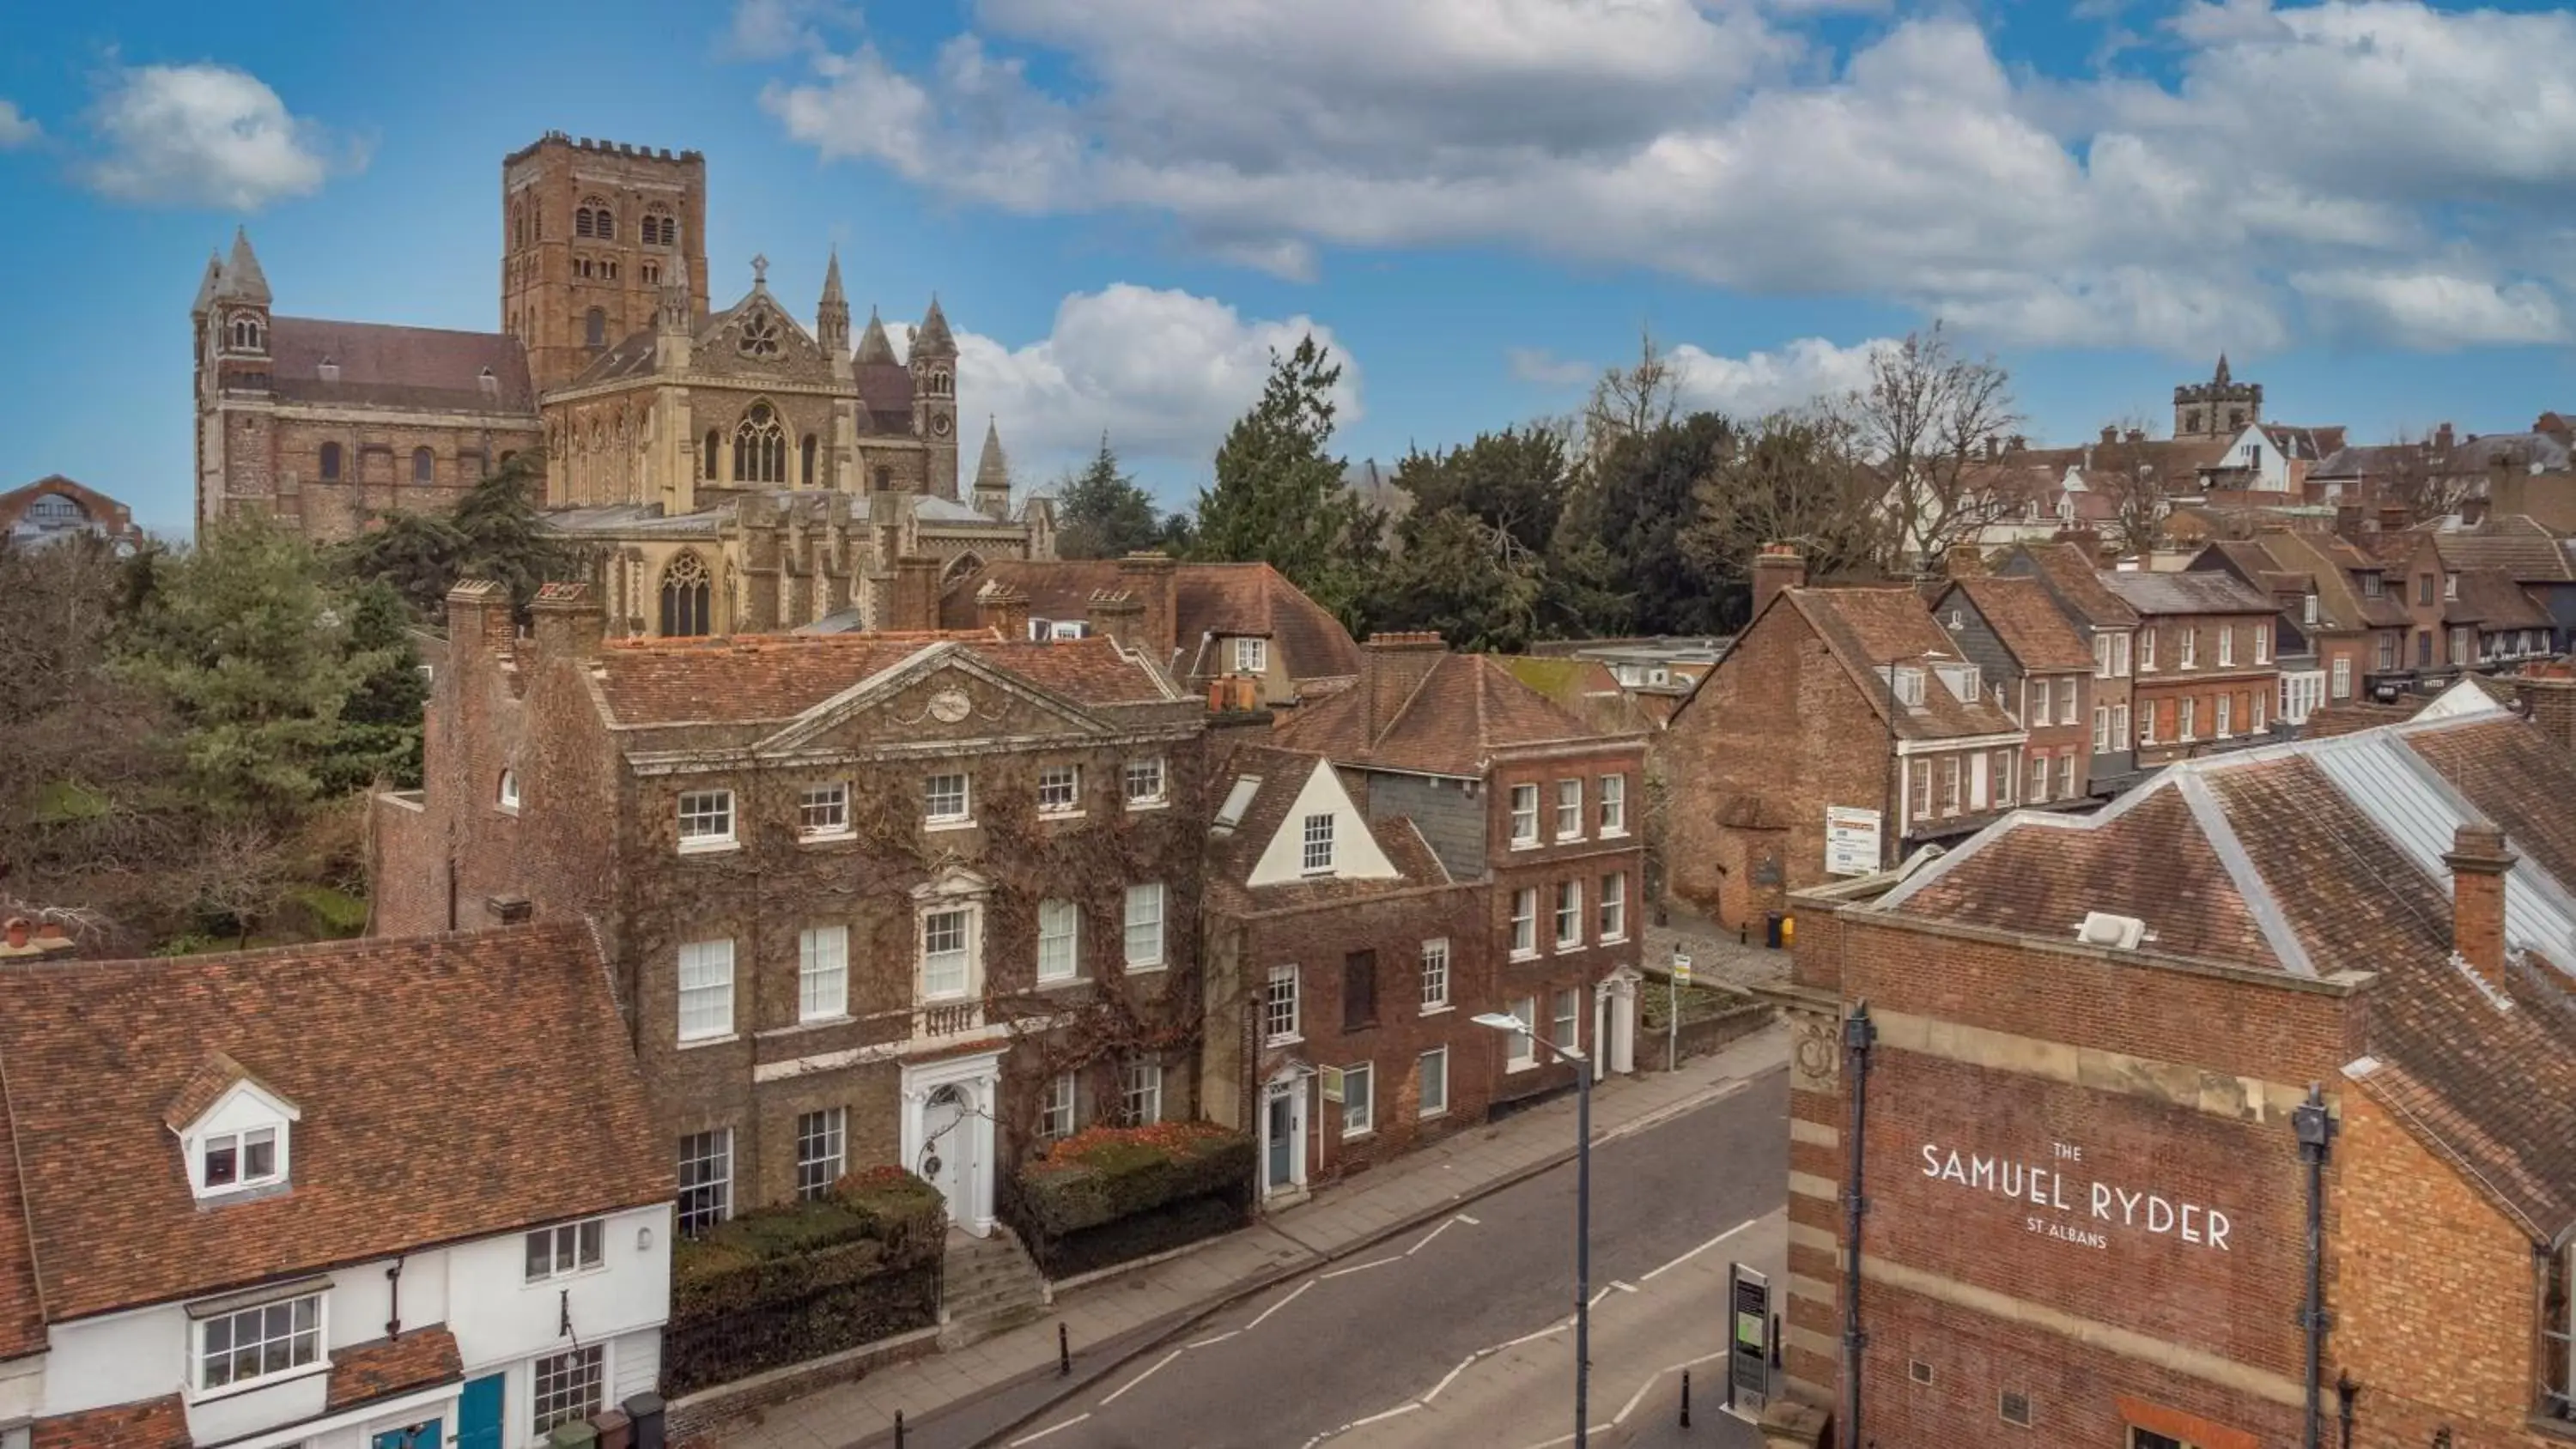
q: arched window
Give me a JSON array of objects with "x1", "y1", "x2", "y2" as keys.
[
  {"x1": 585, "y1": 308, "x2": 606, "y2": 348},
  {"x1": 645, "y1": 208, "x2": 676, "y2": 248},
  {"x1": 575, "y1": 196, "x2": 612, "y2": 240},
  {"x1": 800, "y1": 434, "x2": 817, "y2": 488},
  {"x1": 660, "y1": 553, "x2": 713, "y2": 638},
  {"x1": 703, "y1": 428, "x2": 720, "y2": 481},
  {"x1": 318, "y1": 443, "x2": 343, "y2": 481},
  {"x1": 931, "y1": 369, "x2": 951, "y2": 397},
  {"x1": 734, "y1": 403, "x2": 787, "y2": 485},
  {"x1": 498, "y1": 770, "x2": 519, "y2": 811},
  {"x1": 411, "y1": 447, "x2": 434, "y2": 483},
  {"x1": 228, "y1": 316, "x2": 262, "y2": 351}
]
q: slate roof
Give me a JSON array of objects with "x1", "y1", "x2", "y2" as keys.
[
  {"x1": 1203, "y1": 744, "x2": 1451, "y2": 916},
  {"x1": 1941, "y1": 576, "x2": 2094, "y2": 671},
  {"x1": 2428, "y1": 514, "x2": 2576, "y2": 583},
  {"x1": 2453, "y1": 567, "x2": 2554, "y2": 630},
  {"x1": 2099, "y1": 568, "x2": 2275, "y2": 617},
  {"x1": 942, "y1": 561, "x2": 1364, "y2": 687},
  {"x1": 325, "y1": 1327, "x2": 464, "y2": 1413},
  {"x1": 1783, "y1": 588, "x2": 2023, "y2": 742},
  {"x1": 0, "y1": 924, "x2": 666, "y2": 1322},
  {"x1": 1999, "y1": 541, "x2": 2141, "y2": 631},
  {"x1": 1874, "y1": 692, "x2": 2576, "y2": 1242},
  {"x1": 590, "y1": 634, "x2": 1178, "y2": 728},
  {"x1": 269, "y1": 318, "x2": 536, "y2": 415},
  {"x1": 32, "y1": 1397, "x2": 188, "y2": 1449},
  {"x1": 1273, "y1": 649, "x2": 1621, "y2": 777}
]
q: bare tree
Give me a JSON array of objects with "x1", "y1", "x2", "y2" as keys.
[
  {"x1": 2099, "y1": 463, "x2": 2176, "y2": 556},
  {"x1": 1579, "y1": 327, "x2": 1683, "y2": 466},
  {"x1": 2384, "y1": 430, "x2": 2480, "y2": 522},
  {"x1": 1833, "y1": 323, "x2": 2022, "y2": 574}
]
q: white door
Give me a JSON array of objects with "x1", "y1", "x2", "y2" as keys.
[
  {"x1": 1262, "y1": 1080, "x2": 1306, "y2": 1197},
  {"x1": 921, "y1": 1084, "x2": 975, "y2": 1230}
]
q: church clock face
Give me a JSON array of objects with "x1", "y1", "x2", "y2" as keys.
[{"x1": 932, "y1": 413, "x2": 952, "y2": 438}]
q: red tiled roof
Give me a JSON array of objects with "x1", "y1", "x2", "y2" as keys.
[
  {"x1": 0, "y1": 924, "x2": 668, "y2": 1320},
  {"x1": 943, "y1": 560, "x2": 1363, "y2": 686},
  {"x1": 0, "y1": 1073, "x2": 40, "y2": 1361},
  {"x1": 1787, "y1": 588, "x2": 2023, "y2": 742},
  {"x1": 1204, "y1": 744, "x2": 1451, "y2": 916},
  {"x1": 1273, "y1": 650, "x2": 1619, "y2": 776},
  {"x1": 327, "y1": 1328, "x2": 465, "y2": 1412},
  {"x1": 33, "y1": 1397, "x2": 188, "y2": 1449},
  {"x1": 2001, "y1": 542, "x2": 2142, "y2": 630},
  {"x1": 2428, "y1": 515, "x2": 2576, "y2": 583},
  {"x1": 2451, "y1": 567, "x2": 2554, "y2": 630},
  {"x1": 269, "y1": 318, "x2": 535, "y2": 415},
  {"x1": 1942, "y1": 577, "x2": 2095, "y2": 671},
  {"x1": 592, "y1": 634, "x2": 1176, "y2": 726}
]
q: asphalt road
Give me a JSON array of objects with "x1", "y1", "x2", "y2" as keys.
[{"x1": 998, "y1": 1066, "x2": 1788, "y2": 1449}]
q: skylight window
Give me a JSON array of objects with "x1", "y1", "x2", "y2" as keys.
[{"x1": 1214, "y1": 775, "x2": 1262, "y2": 832}]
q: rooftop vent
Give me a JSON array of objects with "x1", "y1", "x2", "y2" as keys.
[
  {"x1": 2076, "y1": 912, "x2": 2148, "y2": 950},
  {"x1": 315, "y1": 357, "x2": 340, "y2": 384}
]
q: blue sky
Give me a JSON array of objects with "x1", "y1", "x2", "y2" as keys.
[{"x1": 4, "y1": 0, "x2": 2576, "y2": 531}]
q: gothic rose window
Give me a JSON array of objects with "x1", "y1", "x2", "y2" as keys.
[
  {"x1": 738, "y1": 312, "x2": 782, "y2": 360},
  {"x1": 735, "y1": 403, "x2": 786, "y2": 485}
]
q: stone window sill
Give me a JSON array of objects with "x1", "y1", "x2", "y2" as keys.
[
  {"x1": 1125, "y1": 797, "x2": 1170, "y2": 813},
  {"x1": 924, "y1": 817, "x2": 977, "y2": 834},
  {"x1": 799, "y1": 830, "x2": 856, "y2": 846},
  {"x1": 677, "y1": 837, "x2": 738, "y2": 857},
  {"x1": 677, "y1": 1033, "x2": 739, "y2": 1051},
  {"x1": 1420, "y1": 1003, "x2": 1453, "y2": 1017}
]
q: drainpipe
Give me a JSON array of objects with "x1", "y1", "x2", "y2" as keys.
[
  {"x1": 2293, "y1": 1082, "x2": 2335, "y2": 1449},
  {"x1": 1841, "y1": 1001, "x2": 1877, "y2": 1448}
]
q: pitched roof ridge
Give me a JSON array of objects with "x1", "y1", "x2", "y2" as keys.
[
  {"x1": 2173, "y1": 771, "x2": 2313, "y2": 975},
  {"x1": 1373, "y1": 650, "x2": 1452, "y2": 750},
  {"x1": 0, "y1": 1009, "x2": 48, "y2": 1337}
]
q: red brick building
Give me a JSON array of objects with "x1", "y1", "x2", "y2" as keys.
[
  {"x1": 1770, "y1": 686, "x2": 2576, "y2": 1448},
  {"x1": 0, "y1": 476, "x2": 145, "y2": 549},
  {"x1": 1931, "y1": 574, "x2": 2097, "y2": 805},
  {"x1": 1994, "y1": 540, "x2": 2142, "y2": 795},
  {"x1": 1269, "y1": 639, "x2": 1649, "y2": 1129},
  {"x1": 1662, "y1": 575, "x2": 2027, "y2": 930},
  {"x1": 374, "y1": 580, "x2": 1212, "y2": 1240},
  {"x1": 2103, "y1": 568, "x2": 2281, "y2": 765},
  {"x1": 2188, "y1": 527, "x2": 2412, "y2": 713}
]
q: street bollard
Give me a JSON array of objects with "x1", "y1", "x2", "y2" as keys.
[
  {"x1": 892, "y1": 1410, "x2": 904, "y2": 1449},
  {"x1": 1680, "y1": 1367, "x2": 1691, "y2": 1428},
  {"x1": 1059, "y1": 1322, "x2": 1072, "y2": 1377}
]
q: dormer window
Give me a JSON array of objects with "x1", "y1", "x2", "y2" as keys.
[
  {"x1": 1893, "y1": 666, "x2": 1927, "y2": 707},
  {"x1": 204, "y1": 1127, "x2": 278, "y2": 1191},
  {"x1": 175, "y1": 1067, "x2": 300, "y2": 1202},
  {"x1": 1302, "y1": 813, "x2": 1335, "y2": 873}
]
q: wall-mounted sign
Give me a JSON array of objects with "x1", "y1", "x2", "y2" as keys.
[
  {"x1": 1728, "y1": 1264, "x2": 1771, "y2": 1415},
  {"x1": 1825, "y1": 806, "x2": 1882, "y2": 876},
  {"x1": 1918, "y1": 1138, "x2": 2234, "y2": 1252},
  {"x1": 1319, "y1": 1066, "x2": 1345, "y2": 1104}
]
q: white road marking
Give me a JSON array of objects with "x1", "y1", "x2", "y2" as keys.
[
  {"x1": 1242, "y1": 1278, "x2": 1314, "y2": 1331},
  {"x1": 1097, "y1": 1349, "x2": 1182, "y2": 1407},
  {"x1": 1640, "y1": 1216, "x2": 1756, "y2": 1282},
  {"x1": 1405, "y1": 1213, "x2": 1475, "y2": 1256},
  {"x1": 1320, "y1": 1254, "x2": 1402, "y2": 1280},
  {"x1": 1584, "y1": 1281, "x2": 1637, "y2": 1308},
  {"x1": 1007, "y1": 1414, "x2": 1091, "y2": 1446},
  {"x1": 1459, "y1": 1213, "x2": 1479, "y2": 1224},
  {"x1": 1186, "y1": 1328, "x2": 1241, "y2": 1349},
  {"x1": 1348, "y1": 1403, "x2": 1422, "y2": 1429},
  {"x1": 1423, "y1": 1353, "x2": 1480, "y2": 1403}
]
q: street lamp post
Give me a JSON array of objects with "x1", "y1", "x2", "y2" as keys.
[{"x1": 1474, "y1": 1010, "x2": 1591, "y2": 1449}]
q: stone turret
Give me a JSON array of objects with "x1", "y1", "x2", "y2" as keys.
[
  {"x1": 817, "y1": 248, "x2": 850, "y2": 365},
  {"x1": 654, "y1": 247, "x2": 694, "y2": 372},
  {"x1": 215, "y1": 227, "x2": 271, "y2": 305},
  {"x1": 2173, "y1": 354, "x2": 2261, "y2": 440},
  {"x1": 972, "y1": 417, "x2": 1012, "y2": 520},
  {"x1": 912, "y1": 296, "x2": 959, "y2": 500},
  {"x1": 855, "y1": 306, "x2": 898, "y2": 366}
]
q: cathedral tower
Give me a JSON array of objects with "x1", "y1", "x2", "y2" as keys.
[
  {"x1": 501, "y1": 132, "x2": 709, "y2": 393},
  {"x1": 911, "y1": 296, "x2": 961, "y2": 500},
  {"x1": 2172, "y1": 354, "x2": 2262, "y2": 441}
]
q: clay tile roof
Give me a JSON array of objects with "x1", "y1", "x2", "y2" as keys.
[
  {"x1": 2451, "y1": 567, "x2": 2554, "y2": 629},
  {"x1": 2004, "y1": 542, "x2": 2140, "y2": 629},
  {"x1": 0, "y1": 923, "x2": 668, "y2": 1321},
  {"x1": 1945, "y1": 577, "x2": 2094, "y2": 671},
  {"x1": 2099, "y1": 569, "x2": 2275, "y2": 616},
  {"x1": 941, "y1": 561, "x2": 1363, "y2": 686},
  {"x1": 1273, "y1": 650, "x2": 1620, "y2": 777},
  {"x1": 592, "y1": 634, "x2": 1174, "y2": 727},
  {"x1": 1789, "y1": 588, "x2": 2022, "y2": 741},
  {"x1": 2430, "y1": 515, "x2": 2576, "y2": 582},
  {"x1": 327, "y1": 1327, "x2": 465, "y2": 1413},
  {"x1": 268, "y1": 318, "x2": 535, "y2": 415},
  {"x1": 1203, "y1": 744, "x2": 1449, "y2": 914},
  {"x1": 33, "y1": 1397, "x2": 188, "y2": 1449},
  {"x1": 0, "y1": 1073, "x2": 41, "y2": 1360},
  {"x1": 160, "y1": 1051, "x2": 286, "y2": 1134}
]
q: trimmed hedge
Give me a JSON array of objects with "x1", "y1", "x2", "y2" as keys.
[
  {"x1": 1005, "y1": 1123, "x2": 1255, "y2": 1278},
  {"x1": 664, "y1": 1167, "x2": 946, "y2": 1396}
]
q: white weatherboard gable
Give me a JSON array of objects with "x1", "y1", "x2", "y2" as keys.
[{"x1": 1248, "y1": 758, "x2": 1398, "y2": 887}]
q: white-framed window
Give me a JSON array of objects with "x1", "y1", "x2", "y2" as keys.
[
  {"x1": 2215, "y1": 693, "x2": 2233, "y2": 737},
  {"x1": 2029, "y1": 676, "x2": 2050, "y2": 723},
  {"x1": 2092, "y1": 706, "x2": 2109, "y2": 754},
  {"x1": 799, "y1": 782, "x2": 849, "y2": 839},
  {"x1": 2028, "y1": 751, "x2": 2050, "y2": 804},
  {"x1": 1893, "y1": 666, "x2": 1927, "y2": 706},
  {"x1": 1042, "y1": 1071, "x2": 1077, "y2": 1138},
  {"x1": 1234, "y1": 637, "x2": 1268, "y2": 676},
  {"x1": 2179, "y1": 697, "x2": 2197, "y2": 740},
  {"x1": 921, "y1": 907, "x2": 973, "y2": 999},
  {"x1": 2139, "y1": 706, "x2": 2156, "y2": 747},
  {"x1": 677, "y1": 939, "x2": 735, "y2": 1042},
  {"x1": 202, "y1": 1126, "x2": 281, "y2": 1192},
  {"x1": 1599, "y1": 774, "x2": 1627, "y2": 835},
  {"x1": 1507, "y1": 996, "x2": 1537, "y2": 1070},
  {"x1": 1124, "y1": 882, "x2": 1166, "y2": 969},
  {"x1": 2113, "y1": 703, "x2": 2129, "y2": 746},
  {"x1": 795, "y1": 1108, "x2": 846, "y2": 1199},
  {"x1": 2452, "y1": 626, "x2": 2474, "y2": 664},
  {"x1": 1600, "y1": 872, "x2": 1627, "y2": 941},
  {"x1": 2057, "y1": 680, "x2": 2078, "y2": 725},
  {"x1": 1342, "y1": 1062, "x2": 1374, "y2": 1137},
  {"x1": 197, "y1": 1293, "x2": 321, "y2": 1392},
  {"x1": 1554, "y1": 880, "x2": 1583, "y2": 949},
  {"x1": 2255, "y1": 628, "x2": 2271, "y2": 665},
  {"x1": 1302, "y1": 812, "x2": 1336, "y2": 873},
  {"x1": 1510, "y1": 888, "x2": 1539, "y2": 958},
  {"x1": 2057, "y1": 751, "x2": 2075, "y2": 799},
  {"x1": 2218, "y1": 627, "x2": 2234, "y2": 667},
  {"x1": 677, "y1": 1129, "x2": 732, "y2": 1235},
  {"x1": 1992, "y1": 748, "x2": 2016, "y2": 807},
  {"x1": 1038, "y1": 764, "x2": 1082, "y2": 815},
  {"x1": 1419, "y1": 938, "x2": 1450, "y2": 1012},
  {"x1": 2445, "y1": 573, "x2": 2460, "y2": 600},
  {"x1": 498, "y1": 770, "x2": 519, "y2": 812},
  {"x1": 2115, "y1": 634, "x2": 2132, "y2": 676},
  {"x1": 1264, "y1": 965, "x2": 1301, "y2": 1044},
  {"x1": 677, "y1": 789, "x2": 734, "y2": 852},
  {"x1": 532, "y1": 1344, "x2": 605, "y2": 1436},
  {"x1": 524, "y1": 1219, "x2": 605, "y2": 1282},
  {"x1": 1555, "y1": 779, "x2": 1583, "y2": 840},
  {"x1": 2180, "y1": 628, "x2": 2197, "y2": 670},
  {"x1": 2253, "y1": 689, "x2": 2267, "y2": 730},
  {"x1": 1037, "y1": 899, "x2": 1079, "y2": 983},
  {"x1": 1124, "y1": 757, "x2": 1168, "y2": 808},
  {"x1": 925, "y1": 772, "x2": 971, "y2": 826},
  {"x1": 2093, "y1": 634, "x2": 2114, "y2": 678},
  {"x1": 1510, "y1": 784, "x2": 1540, "y2": 846},
  {"x1": 799, "y1": 925, "x2": 848, "y2": 1022},
  {"x1": 2139, "y1": 629, "x2": 2156, "y2": 671},
  {"x1": 1123, "y1": 1058, "x2": 1163, "y2": 1125},
  {"x1": 1419, "y1": 1047, "x2": 1449, "y2": 1117},
  {"x1": 1552, "y1": 987, "x2": 1581, "y2": 1052}
]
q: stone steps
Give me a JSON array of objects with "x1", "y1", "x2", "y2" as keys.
[{"x1": 939, "y1": 1224, "x2": 1048, "y2": 1349}]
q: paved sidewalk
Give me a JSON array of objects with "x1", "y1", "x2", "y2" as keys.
[{"x1": 709, "y1": 1022, "x2": 1787, "y2": 1449}]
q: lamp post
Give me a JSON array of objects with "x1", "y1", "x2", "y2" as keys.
[{"x1": 1474, "y1": 1010, "x2": 1592, "y2": 1449}]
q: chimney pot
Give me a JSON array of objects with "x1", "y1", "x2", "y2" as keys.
[
  {"x1": 2444, "y1": 822, "x2": 2517, "y2": 991},
  {"x1": 1752, "y1": 543, "x2": 1807, "y2": 620},
  {"x1": 2101, "y1": 425, "x2": 2118, "y2": 446}
]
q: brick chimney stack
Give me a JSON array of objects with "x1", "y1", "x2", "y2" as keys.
[
  {"x1": 1752, "y1": 543, "x2": 1807, "y2": 621},
  {"x1": 1945, "y1": 546, "x2": 1988, "y2": 580},
  {"x1": 1089, "y1": 589, "x2": 1145, "y2": 652},
  {"x1": 889, "y1": 556, "x2": 943, "y2": 632},
  {"x1": 2378, "y1": 504, "x2": 2411, "y2": 536},
  {"x1": 2444, "y1": 822, "x2": 2517, "y2": 991},
  {"x1": 1116, "y1": 552, "x2": 1179, "y2": 659},
  {"x1": 977, "y1": 583, "x2": 1030, "y2": 641},
  {"x1": 528, "y1": 581, "x2": 605, "y2": 659}
]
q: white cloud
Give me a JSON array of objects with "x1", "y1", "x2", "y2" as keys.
[
  {"x1": 1668, "y1": 336, "x2": 1894, "y2": 416},
  {"x1": 2292, "y1": 269, "x2": 2567, "y2": 349},
  {"x1": 1506, "y1": 347, "x2": 1595, "y2": 388},
  {"x1": 0, "y1": 101, "x2": 40, "y2": 149},
  {"x1": 82, "y1": 64, "x2": 344, "y2": 209},
  {"x1": 751, "y1": 0, "x2": 2576, "y2": 355},
  {"x1": 720, "y1": 0, "x2": 860, "y2": 60},
  {"x1": 898, "y1": 284, "x2": 1359, "y2": 486}
]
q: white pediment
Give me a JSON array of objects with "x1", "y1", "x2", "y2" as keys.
[{"x1": 1247, "y1": 757, "x2": 1399, "y2": 888}]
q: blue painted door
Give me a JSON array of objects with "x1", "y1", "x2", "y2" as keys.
[
  {"x1": 458, "y1": 1372, "x2": 506, "y2": 1449},
  {"x1": 374, "y1": 1416, "x2": 443, "y2": 1449},
  {"x1": 1265, "y1": 1090, "x2": 1292, "y2": 1190}
]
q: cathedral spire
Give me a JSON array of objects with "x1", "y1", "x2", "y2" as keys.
[
  {"x1": 972, "y1": 416, "x2": 1012, "y2": 520},
  {"x1": 914, "y1": 294, "x2": 957, "y2": 357},
  {"x1": 2214, "y1": 353, "x2": 2231, "y2": 385},
  {"x1": 854, "y1": 306, "x2": 898, "y2": 366},
  {"x1": 216, "y1": 227, "x2": 270, "y2": 305},
  {"x1": 191, "y1": 250, "x2": 225, "y2": 318},
  {"x1": 820, "y1": 248, "x2": 845, "y2": 307},
  {"x1": 817, "y1": 247, "x2": 850, "y2": 356}
]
